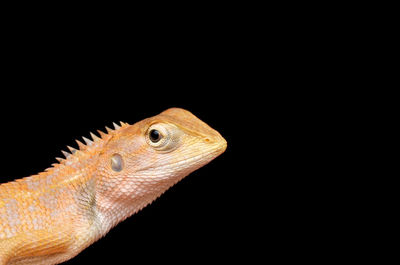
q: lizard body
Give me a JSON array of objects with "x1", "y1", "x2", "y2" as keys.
[{"x1": 0, "y1": 108, "x2": 227, "y2": 265}]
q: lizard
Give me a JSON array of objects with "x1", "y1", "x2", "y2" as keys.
[{"x1": 0, "y1": 108, "x2": 227, "y2": 265}]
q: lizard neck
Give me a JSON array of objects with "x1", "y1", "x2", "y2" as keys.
[{"x1": 94, "y1": 173, "x2": 185, "y2": 236}]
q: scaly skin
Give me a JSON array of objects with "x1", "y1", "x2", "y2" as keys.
[{"x1": 0, "y1": 108, "x2": 227, "y2": 265}]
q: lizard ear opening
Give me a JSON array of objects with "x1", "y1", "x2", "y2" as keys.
[{"x1": 111, "y1": 153, "x2": 124, "y2": 172}]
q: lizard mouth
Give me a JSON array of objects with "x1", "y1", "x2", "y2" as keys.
[{"x1": 135, "y1": 143, "x2": 225, "y2": 176}]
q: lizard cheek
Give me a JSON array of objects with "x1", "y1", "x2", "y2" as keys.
[{"x1": 111, "y1": 154, "x2": 124, "y2": 172}]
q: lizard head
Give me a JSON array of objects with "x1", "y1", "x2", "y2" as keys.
[{"x1": 95, "y1": 108, "x2": 226, "y2": 219}]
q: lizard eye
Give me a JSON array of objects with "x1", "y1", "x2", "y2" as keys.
[
  {"x1": 149, "y1": 129, "x2": 162, "y2": 143},
  {"x1": 146, "y1": 123, "x2": 181, "y2": 151},
  {"x1": 111, "y1": 153, "x2": 124, "y2": 172}
]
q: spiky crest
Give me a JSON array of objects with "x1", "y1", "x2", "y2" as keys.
[
  {"x1": 49, "y1": 121, "x2": 129, "y2": 171},
  {"x1": 7, "y1": 121, "x2": 130, "y2": 188}
]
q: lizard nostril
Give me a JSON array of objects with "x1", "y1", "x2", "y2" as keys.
[{"x1": 204, "y1": 138, "x2": 210, "y2": 143}]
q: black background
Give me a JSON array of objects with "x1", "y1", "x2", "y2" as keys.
[
  {"x1": 0, "y1": 6, "x2": 342, "y2": 263},
  {"x1": 0, "y1": 26, "x2": 267, "y2": 263}
]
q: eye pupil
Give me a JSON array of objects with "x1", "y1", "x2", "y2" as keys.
[{"x1": 149, "y1": 129, "x2": 161, "y2": 142}]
